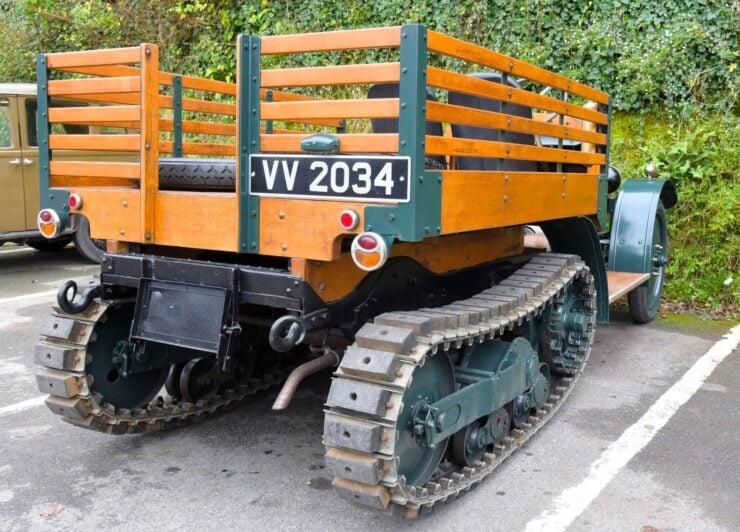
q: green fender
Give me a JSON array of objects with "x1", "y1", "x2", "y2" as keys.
[{"x1": 608, "y1": 179, "x2": 677, "y2": 274}]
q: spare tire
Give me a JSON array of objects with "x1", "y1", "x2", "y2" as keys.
[{"x1": 158, "y1": 158, "x2": 236, "y2": 192}]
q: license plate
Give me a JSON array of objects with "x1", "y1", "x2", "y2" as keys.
[{"x1": 249, "y1": 154, "x2": 410, "y2": 202}]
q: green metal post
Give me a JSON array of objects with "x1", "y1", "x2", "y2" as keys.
[
  {"x1": 597, "y1": 101, "x2": 611, "y2": 228},
  {"x1": 237, "y1": 34, "x2": 262, "y2": 253},
  {"x1": 173, "y1": 75, "x2": 183, "y2": 158},
  {"x1": 498, "y1": 72, "x2": 508, "y2": 171},
  {"x1": 36, "y1": 54, "x2": 69, "y2": 217},
  {"x1": 364, "y1": 23, "x2": 442, "y2": 241},
  {"x1": 265, "y1": 89, "x2": 273, "y2": 134}
]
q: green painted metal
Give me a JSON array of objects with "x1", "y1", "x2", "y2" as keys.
[
  {"x1": 364, "y1": 23, "x2": 442, "y2": 242},
  {"x1": 412, "y1": 338, "x2": 542, "y2": 447},
  {"x1": 172, "y1": 75, "x2": 183, "y2": 158},
  {"x1": 35, "y1": 53, "x2": 69, "y2": 224},
  {"x1": 265, "y1": 90, "x2": 273, "y2": 134},
  {"x1": 541, "y1": 216, "x2": 610, "y2": 323},
  {"x1": 608, "y1": 178, "x2": 676, "y2": 274},
  {"x1": 396, "y1": 351, "x2": 454, "y2": 485},
  {"x1": 300, "y1": 133, "x2": 339, "y2": 153},
  {"x1": 237, "y1": 34, "x2": 262, "y2": 253},
  {"x1": 596, "y1": 101, "x2": 612, "y2": 228}
]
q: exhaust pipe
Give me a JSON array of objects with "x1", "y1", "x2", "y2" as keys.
[{"x1": 271, "y1": 348, "x2": 339, "y2": 410}]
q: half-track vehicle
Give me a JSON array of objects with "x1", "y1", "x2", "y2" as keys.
[{"x1": 32, "y1": 25, "x2": 676, "y2": 516}]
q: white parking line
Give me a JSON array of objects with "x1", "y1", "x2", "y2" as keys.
[
  {"x1": 0, "y1": 290, "x2": 57, "y2": 307},
  {"x1": 0, "y1": 396, "x2": 46, "y2": 419},
  {"x1": 524, "y1": 324, "x2": 740, "y2": 532}
]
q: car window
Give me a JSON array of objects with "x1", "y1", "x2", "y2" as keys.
[
  {"x1": 25, "y1": 99, "x2": 89, "y2": 147},
  {"x1": 0, "y1": 99, "x2": 11, "y2": 148}
]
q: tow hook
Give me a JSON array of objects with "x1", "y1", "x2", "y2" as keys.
[
  {"x1": 268, "y1": 315, "x2": 307, "y2": 352},
  {"x1": 57, "y1": 280, "x2": 103, "y2": 314}
]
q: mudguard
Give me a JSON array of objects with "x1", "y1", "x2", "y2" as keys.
[
  {"x1": 541, "y1": 217, "x2": 609, "y2": 324},
  {"x1": 608, "y1": 179, "x2": 677, "y2": 274}
]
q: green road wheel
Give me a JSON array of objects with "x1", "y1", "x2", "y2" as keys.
[
  {"x1": 628, "y1": 202, "x2": 668, "y2": 324},
  {"x1": 396, "y1": 353, "x2": 455, "y2": 487}
]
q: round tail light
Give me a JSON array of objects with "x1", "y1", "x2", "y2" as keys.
[
  {"x1": 68, "y1": 193, "x2": 82, "y2": 210},
  {"x1": 339, "y1": 209, "x2": 359, "y2": 230},
  {"x1": 351, "y1": 232, "x2": 389, "y2": 271},
  {"x1": 37, "y1": 209, "x2": 62, "y2": 239}
]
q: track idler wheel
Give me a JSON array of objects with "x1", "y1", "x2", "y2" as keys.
[
  {"x1": 452, "y1": 408, "x2": 510, "y2": 467},
  {"x1": 180, "y1": 357, "x2": 218, "y2": 403}
]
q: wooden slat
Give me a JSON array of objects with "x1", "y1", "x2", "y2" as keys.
[
  {"x1": 66, "y1": 187, "x2": 142, "y2": 241},
  {"x1": 261, "y1": 26, "x2": 402, "y2": 55},
  {"x1": 428, "y1": 67, "x2": 607, "y2": 125},
  {"x1": 55, "y1": 65, "x2": 237, "y2": 95},
  {"x1": 46, "y1": 47, "x2": 141, "y2": 68},
  {"x1": 260, "y1": 134, "x2": 398, "y2": 153},
  {"x1": 51, "y1": 176, "x2": 138, "y2": 188},
  {"x1": 427, "y1": 136, "x2": 605, "y2": 165},
  {"x1": 48, "y1": 76, "x2": 140, "y2": 96},
  {"x1": 441, "y1": 170, "x2": 598, "y2": 233},
  {"x1": 60, "y1": 92, "x2": 141, "y2": 105},
  {"x1": 50, "y1": 134, "x2": 140, "y2": 152},
  {"x1": 49, "y1": 105, "x2": 140, "y2": 124},
  {"x1": 261, "y1": 98, "x2": 398, "y2": 120},
  {"x1": 261, "y1": 62, "x2": 400, "y2": 88},
  {"x1": 607, "y1": 271, "x2": 651, "y2": 303},
  {"x1": 157, "y1": 95, "x2": 236, "y2": 116},
  {"x1": 159, "y1": 118, "x2": 236, "y2": 137},
  {"x1": 427, "y1": 31, "x2": 609, "y2": 105},
  {"x1": 159, "y1": 141, "x2": 235, "y2": 156},
  {"x1": 155, "y1": 192, "x2": 238, "y2": 251},
  {"x1": 50, "y1": 161, "x2": 140, "y2": 179},
  {"x1": 427, "y1": 101, "x2": 607, "y2": 145}
]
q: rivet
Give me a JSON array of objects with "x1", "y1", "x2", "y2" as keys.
[
  {"x1": 418, "y1": 176, "x2": 424, "y2": 183},
  {"x1": 251, "y1": 210, "x2": 257, "y2": 217},
  {"x1": 278, "y1": 211, "x2": 286, "y2": 219},
  {"x1": 507, "y1": 90, "x2": 512, "y2": 98},
  {"x1": 402, "y1": 68, "x2": 408, "y2": 74},
  {"x1": 562, "y1": 192, "x2": 566, "y2": 199},
  {"x1": 400, "y1": 140, "x2": 407, "y2": 146},
  {"x1": 281, "y1": 243, "x2": 288, "y2": 251},
  {"x1": 562, "y1": 175, "x2": 567, "y2": 181},
  {"x1": 119, "y1": 229, "x2": 125, "y2": 235},
  {"x1": 503, "y1": 195, "x2": 509, "y2": 203},
  {"x1": 504, "y1": 174, "x2": 509, "y2": 182},
  {"x1": 145, "y1": 143, "x2": 151, "y2": 150},
  {"x1": 508, "y1": 61, "x2": 514, "y2": 71},
  {"x1": 251, "y1": 242, "x2": 257, "y2": 248},
  {"x1": 401, "y1": 102, "x2": 406, "y2": 108},
  {"x1": 145, "y1": 232, "x2": 151, "y2": 240},
  {"x1": 319, "y1": 283, "x2": 326, "y2": 292},
  {"x1": 388, "y1": 214, "x2": 395, "y2": 222}
]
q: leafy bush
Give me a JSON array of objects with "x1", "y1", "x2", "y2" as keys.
[{"x1": 611, "y1": 112, "x2": 739, "y2": 308}]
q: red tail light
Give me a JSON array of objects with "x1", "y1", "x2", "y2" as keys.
[
  {"x1": 68, "y1": 193, "x2": 82, "y2": 210},
  {"x1": 339, "y1": 209, "x2": 359, "y2": 230},
  {"x1": 37, "y1": 209, "x2": 62, "y2": 239}
]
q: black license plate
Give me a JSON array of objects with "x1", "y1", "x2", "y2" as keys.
[{"x1": 249, "y1": 154, "x2": 410, "y2": 202}]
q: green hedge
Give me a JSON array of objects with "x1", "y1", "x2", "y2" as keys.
[{"x1": 1, "y1": 1, "x2": 737, "y2": 309}]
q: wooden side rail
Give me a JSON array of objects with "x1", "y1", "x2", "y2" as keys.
[
  {"x1": 427, "y1": 30, "x2": 609, "y2": 105},
  {"x1": 260, "y1": 26, "x2": 402, "y2": 54}
]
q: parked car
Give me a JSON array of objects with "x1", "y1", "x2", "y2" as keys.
[{"x1": 0, "y1": 83, "x2": 106, "y2": 261}]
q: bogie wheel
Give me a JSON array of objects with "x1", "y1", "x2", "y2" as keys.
[
  {"x1": 628, "y1": 201, "x2": 668, "y2": 324},
  {"x1": 179, "y1": 357, "x2": 218, "y2": 403},
  {"x1": 165, "y1": 362, "x2": 186, "y2": 399},
  {"x1": 396, "y1": 353, "x2": 455, "y2": 487},
  {"x1": 87, "y1": 303, "x2": 168, "y2": 410}
]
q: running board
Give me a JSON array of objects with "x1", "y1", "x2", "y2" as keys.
[{"x1": 607, "y1": 271, "x2": 650, "y2": 303}]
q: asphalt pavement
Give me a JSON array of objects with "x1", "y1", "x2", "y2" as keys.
[{"x1": 0, "y1": 243, "x2": 737, "y2": 531}]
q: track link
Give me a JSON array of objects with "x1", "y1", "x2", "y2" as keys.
[
  {"x1": 35, "y1": 299, "x2": 283, "y2": 434},
  {"x1": 323, "y1": 253, "x2": 596, "y2": 516}
]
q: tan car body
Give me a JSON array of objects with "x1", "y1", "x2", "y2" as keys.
[{"x1": 0, "y1": 83, "x2": 125, "y2": 257}]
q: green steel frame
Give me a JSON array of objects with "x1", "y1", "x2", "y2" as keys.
[{"x1": 35, "y1": 54, "x2": 70, "y2": 222}]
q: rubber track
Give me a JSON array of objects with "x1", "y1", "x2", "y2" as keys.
[
  {"x1": 322, "y1": 254, "x2": 596, "y2": 517},
  {"x1": 34, "y1": 299, "x2": 283, "y2": 434}
]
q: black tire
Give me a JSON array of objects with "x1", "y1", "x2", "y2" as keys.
[
  {"x1": 72, "y1": 215, "x2": 106, "y2": 263},
  {"x1": 628, "y1": 202, "x2": 668, "y2": 324},
  {"x1": 27, "y1": 238, "x2": 71, "y2": 252},
  {"x1": 158, "y1": 158, "x2": 235, "y2": 192}
]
